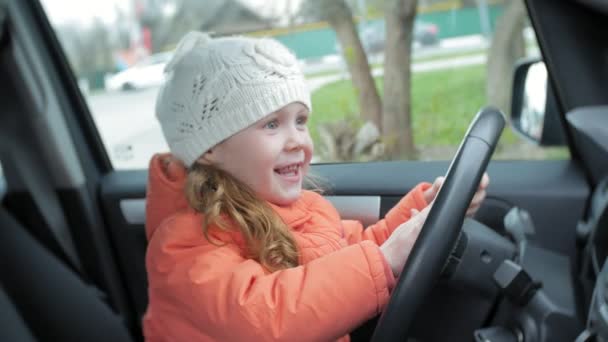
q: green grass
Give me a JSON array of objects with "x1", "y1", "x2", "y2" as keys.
[
  {"x1": 411, "y1": 64, "x2": 488, "y2": 146},
  {"x1": 412, "y1": 65, "x2": 516, "y2": 147},
  {"x1": 310, "y1": 64, "x2": 520, "y2": 151},
  {"x1": 309, "y1": 79, "x2": 372, "y2": 144},
  {"x1": 309, "y1": 63, "x2": 575, "y2": 161}
]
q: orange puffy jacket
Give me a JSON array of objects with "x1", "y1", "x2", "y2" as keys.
[{"x1": 143, "y1": 154, "x2": 430, "y2": 341}]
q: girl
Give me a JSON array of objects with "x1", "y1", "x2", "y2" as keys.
[{"x1": 143, "y1": 32, "x2": 488, "y2": 341}]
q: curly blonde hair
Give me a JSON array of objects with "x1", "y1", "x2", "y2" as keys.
[{"x1": 185, "y1": 163, "x2": 299, "y2": 272}]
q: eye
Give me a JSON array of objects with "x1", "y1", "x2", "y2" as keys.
[
  {"x1": 296, "y1": 115, "x2": 308, "y2": 126},
  {"x1": 264, "y1": 119, "x2": 279, "y2": 129}
]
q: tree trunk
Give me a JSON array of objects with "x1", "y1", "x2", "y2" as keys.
[
  {"x1": 382, "y1": 0, "x2": 417, "y2": 158},
  {"x1": 327, "y1": 1, "x2": 383, "y2": 132},
  {"x1": 486, "y1": 0, "x2": 526, "y2": 115}
]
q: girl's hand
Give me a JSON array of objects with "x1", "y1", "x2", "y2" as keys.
[
  {"x1": 380, "y1": 207, "x2": 430, "y2": 276},
  {"x1": 423, "y1": 173, "x2": 490, "y2": 217}
]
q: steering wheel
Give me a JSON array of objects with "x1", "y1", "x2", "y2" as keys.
[{"x1": 370, "y1": 107, "x2": 505, "y2": 341}]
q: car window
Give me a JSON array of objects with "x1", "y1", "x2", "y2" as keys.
[{"x1": 40, "y1": 0, "x2": 568, "y2": 170}]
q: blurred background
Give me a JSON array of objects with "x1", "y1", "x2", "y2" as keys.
[{"x1": 41, "y1": 0, "x2": 565, "y2": 169}]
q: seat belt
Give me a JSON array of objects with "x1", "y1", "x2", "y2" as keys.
[
  {"x1": 10, "y1": 151, "x2": 84, "y2": 275},
  {"x1": 5, "y1": 151, "x2": 112, "y2": 307}
]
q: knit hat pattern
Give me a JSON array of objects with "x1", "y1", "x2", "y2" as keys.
[{"x1": 155, "y1": 32, "x2": 311, "y2": 166}]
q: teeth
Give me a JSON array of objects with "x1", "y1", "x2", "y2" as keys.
[{"x1": 276, "y1": 163, "x2": 299, "y2": 175}]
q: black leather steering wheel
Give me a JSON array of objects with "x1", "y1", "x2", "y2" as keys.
[{"x1": 371, "y1": 107, "x2": 505, "y2": 341}]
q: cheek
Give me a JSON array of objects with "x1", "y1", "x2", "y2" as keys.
[
  {"x1": 235, "y1": 148, "x2": 276, "y2": 184},
  {"x1": 225, "y1": 161, "x2": 269, "y2": 197},
  {"x1": 304, "y1": 134, "x2": 314, "y2": 159}
]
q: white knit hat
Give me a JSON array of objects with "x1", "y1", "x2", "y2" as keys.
[{"x1": 155, "y1": 31, "x2": 311, "y2": 167}]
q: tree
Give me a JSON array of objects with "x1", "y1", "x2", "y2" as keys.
[
  {"x1": 135, "y1": 0, "x2": 220, "y2": 52},
  {"x1": 56, "y1": 19, "x2": 115, "y2": 90},
  {"x1": 303, "y1": 0, "x2": 383, "y2": 131},
  {"x1": 486, "y1": 0, "x2": 527, "y2": 114},
  {"x1": 382, "y1": 0, "x2": 417, "y2": 158}
]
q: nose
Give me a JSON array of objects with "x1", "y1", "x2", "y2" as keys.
[{"x1": 284, "y1": 126, "x2": 305, "y2": 151}]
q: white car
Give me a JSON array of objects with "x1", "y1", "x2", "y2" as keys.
[{"x1": 105, "y1": 52, "x2": 173, "y2": 91}]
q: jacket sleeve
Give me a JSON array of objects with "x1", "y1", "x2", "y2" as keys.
[
  {"x1": 147, "y1": 219, "x2": 393, "y2": 341},
  {"x1": 342, "y1": 182, "x2": 431, "y2": 246}
]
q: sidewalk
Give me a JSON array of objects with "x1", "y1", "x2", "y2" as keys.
[
  {"x1": 303, "y1": 30, "x2": 538, "y2": 92},
  {"x1": 306, "y1": 54, "x2": 487, "y2": 92}
]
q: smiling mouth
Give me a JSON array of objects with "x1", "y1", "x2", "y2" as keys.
[{"x1": 274, "y1": 163, "x2": 302, "y2": 177}]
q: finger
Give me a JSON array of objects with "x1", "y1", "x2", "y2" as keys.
[
  {"x1": 434, "y1": 176, "x2": 445, "y2": 190},
  {"x1": 478, "y1": 173, "x2": 490, "y2": 190},
  {"x1": 467, "y1": 188, "x2": 486, "y2": 216},
  {"x1": 470, "y1": 189, "x2": 486, "y2": 207},
  {"x1": 466, "y1": 204, "x2": 481, "y2": 217},
  {"x1": 414, "y1": 206, "x2": 431, "y2": 224},
  {"x1": 418, "y1": 205, "x2": 431, "y2": 216},
  {"x1": 410, "y1": 208, "x2": 420, "y2": 217}
]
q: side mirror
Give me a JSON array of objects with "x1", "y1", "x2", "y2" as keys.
[{"x1": 510, "y1": 59, "x2": 566, "y2": 146}]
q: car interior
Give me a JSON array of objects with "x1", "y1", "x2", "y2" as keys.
[{"x1": 1, "y1": 0, "x2": 608, "y2": 341}]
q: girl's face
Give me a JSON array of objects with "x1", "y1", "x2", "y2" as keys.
[{"x1": 203, "y1": 102, "x2": 313, "y2": 206}]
